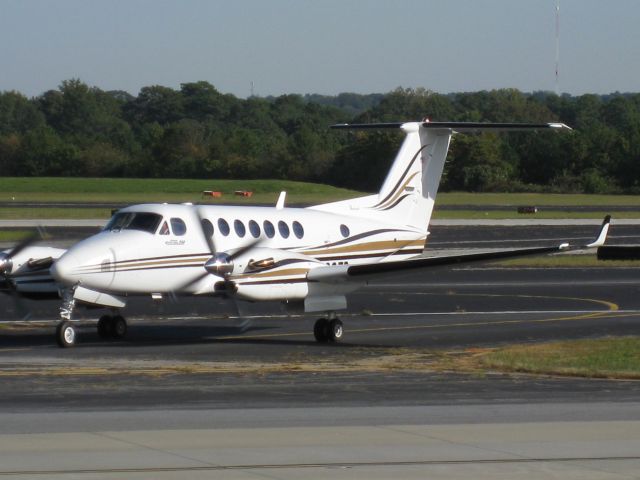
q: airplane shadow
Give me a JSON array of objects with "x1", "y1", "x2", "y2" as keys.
[{"x1": 0, "y1": 323, "x2": 387, "y2": 350}]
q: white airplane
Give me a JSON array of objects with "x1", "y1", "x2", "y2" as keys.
[{"x1": 0, "y1": 120, "x2": 610, "y2": 348}]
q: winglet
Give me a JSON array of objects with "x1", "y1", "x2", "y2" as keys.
[
  {"x1": 586, "y1": 215, "x2": 611, "y2": 248},
  {"x1": 276, "y1": 191, "x2": 286, "y2": 210}
]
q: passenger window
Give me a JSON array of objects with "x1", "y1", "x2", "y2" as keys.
[
  {"x1": 234, "y1": 220, "x2": 246, "y2": 237},
  {"x1": 170, "y1": 218, "x2": 187, "y2": 236},
  {"x1": 263, "y1": 220, "x2": 275, "y2": 238},
  {"x1": 292, "y1": 221, "x2": 304, "y2": 239},
  {"x1": 159, "y1": 221, "x2": 170, "y2": 235},
  {"x1": 218, "y1": 218, "x2": 230, "y2": 236},
  {"x1": 340, "y1": 224, "x2": 350, "y2": 238},
  {"x1": 249, "y1": 220, "x2": 261, "y2": 238},
  {"x1": 278, "y1": 220, "x2": 290, "y2": 238},
  {"x1": 201, "y1": 219, "x2": 214, "y2": 238}
]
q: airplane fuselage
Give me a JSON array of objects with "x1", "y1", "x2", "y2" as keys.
[{"x1": 51, "y1": 203, "x2": 426, "y2": 301}]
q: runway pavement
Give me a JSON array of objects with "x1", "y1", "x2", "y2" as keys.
[{"x1": 1, "y1": 223, "x2": 639, "y2": 478}]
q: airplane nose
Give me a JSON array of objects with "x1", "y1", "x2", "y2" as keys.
[{"x1": 50, "y1": 252, "x2": 74, "y2": 285}]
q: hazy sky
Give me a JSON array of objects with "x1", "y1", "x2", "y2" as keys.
[{"x1": 1, "y1": 0, "x2": 638, "y2": 98}]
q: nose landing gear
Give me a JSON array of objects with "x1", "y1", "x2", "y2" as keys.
[
  {"x1": 55, "y1": 321, "x2": 76, "y2": 348},
  {"x1": 56, "y1": 287, "x2": 77, "y2": 348},
  {"x1": 55, "y1": 286, "x2": 129, "y2": 347}
]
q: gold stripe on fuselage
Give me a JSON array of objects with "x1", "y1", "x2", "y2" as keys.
[{"x1": 302, "y1": 239, "x2": 425, "y2": 257}]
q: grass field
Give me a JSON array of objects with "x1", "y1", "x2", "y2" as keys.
[
  {"x1": 477, "y1": 337, "x2": 640, "y2": 379},
  {"x1": 0, "y1": 177, "x2": 639, "y2": 219},
  {"x1": 0, "y1": 177, "x2": 363, "y2": 205}
]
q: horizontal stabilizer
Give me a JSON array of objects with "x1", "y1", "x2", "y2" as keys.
[{"x1": 331, "y1": 121, "x2": 571, "y2": 132}]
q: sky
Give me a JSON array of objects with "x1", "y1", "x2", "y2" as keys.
[{"x1": 1, "y1": 0, "x2": 638, "y2": 98}]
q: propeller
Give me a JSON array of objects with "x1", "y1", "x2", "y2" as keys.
[
  {"x1": 173, "y1": 207, "x2": 271, "y2": 335},
  {"x1": 0, "y1": 231, "x2": 40, "y2": 276},
  {"x1": 0, "y1": 231, "x2": 42, "y2": 320},
  {"x1": 178, "y1": 208, "x2": 263, "y2": 295}
]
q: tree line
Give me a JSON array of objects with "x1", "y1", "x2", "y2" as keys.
[{"x1": 1, "y1": 79, "x2": 639, "y2": 193}]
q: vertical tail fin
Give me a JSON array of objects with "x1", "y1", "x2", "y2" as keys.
[
  {"x1": 370, "y1": 122, "x2": 452, "y2": 230},
  {"x1": 315, "y1": 121, "x2": 570, "y2": 231}
]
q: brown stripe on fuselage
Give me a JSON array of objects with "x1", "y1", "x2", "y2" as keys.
[{"x1": 303, "y1": 239, "x2": 425, "y2": 256}]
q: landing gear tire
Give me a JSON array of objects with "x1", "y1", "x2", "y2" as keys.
[
  {"x1": 112, "y1": 315, "x2": 127, "y2": 339},
  {"x1": 313, "y1": 318, "x2": 329, "y2": 343},
  {"x1": 97, "y1": 315, "x2": 114, "y2": 339},
  {"x1": 328, "y1": 319, "x2": 344, "y2": 342},
  {"x1": 56, "y1": 321, "x2": 76, "y2": 348},
  {"x1": 314, "y1": 318, "x2": 343, "y2": 343},
  {"x1": 97, "y1": 315, "x2": 127, "y2": 340}
]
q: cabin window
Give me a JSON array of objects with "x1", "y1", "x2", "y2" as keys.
[
  {"x1": 278, "y1": 220, "x2": 290, "y2": 238},
  {"x1": 218, "y1": 218, "x2": 230, "y2": 236},
  {"x1": 292, "y1": 221, "x2": 304, "y2": 239},
  {"x1": 248, "y1": 220, "x2": 261, "y2": 238},
  {"x1": 340, "y1": 224, "x2": 350, "y2": 238},
  {"x1": 170, "y1": 218, "x2": 187, "y2": 236},
  {"x1": 234, "y1": 220, "x2": 246, "y2": 237},
  {"x1": 104, "y1": 212, "x2": 162, "y2": 234},
  {"x1": 159, "y1": 221, "x2": 170, "y2": 235},
  {"x1": 263, "y1": 220, "x2": 275, "y2": 238},
  {"x1": 201, "y1": 218, "x2": 214, "y2": 238}
]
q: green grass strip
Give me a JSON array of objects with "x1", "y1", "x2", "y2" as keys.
[
  {"x1": 433, "y1": 210, "x2": 639, "y2": 219},
  {"x1": 438, "y1": 192, "x2": 640, "y2": 206},
  {"x1": 495, "y1": 254, "x2": 640, "y2": 268},
  {"x1": 480, "y1": 337, "x2": 640, "y2": 379}
]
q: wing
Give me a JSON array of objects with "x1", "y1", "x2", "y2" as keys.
[{"x1": 308, "y1": 216, "x2": 610, "y2": 283}]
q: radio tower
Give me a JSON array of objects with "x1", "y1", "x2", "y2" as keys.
[{"x1": 555, "y1": 0, "x2": 560, "y2": 95}]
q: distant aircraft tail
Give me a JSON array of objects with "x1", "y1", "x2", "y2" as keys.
[{"x1": 313, "y1": 121, "x2": 570, "y2": 232}]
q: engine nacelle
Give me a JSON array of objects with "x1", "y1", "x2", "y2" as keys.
[{"x1": 0, "y1": 246, "x2": 66, "y2": 276}]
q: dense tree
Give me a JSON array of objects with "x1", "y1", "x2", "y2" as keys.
[{"x1": 1, "y1": 80, "x2": 640, "y2": 193}]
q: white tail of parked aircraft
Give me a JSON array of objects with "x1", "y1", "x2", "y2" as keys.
[{"x1": 2, "y1": 119, "x2": 604, "y2": 350}]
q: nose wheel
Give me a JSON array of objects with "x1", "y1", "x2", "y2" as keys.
[
  {"x1": 56, "y1": 321, "x2": 77, "y2": 348},
  {"x1": 313, "y1": 317, "x2": 344, "y2": 343}
]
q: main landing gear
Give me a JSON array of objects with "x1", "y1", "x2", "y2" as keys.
[
  {"x1": 313, "y1": 316, "x2": 344, "y2": 343},
  {"x1": 97, "y1": 315, "x2": 128, "y2": 340}
]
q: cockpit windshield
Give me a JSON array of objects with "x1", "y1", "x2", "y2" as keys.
[{"x1": 104, "y1": 212, "x2": 163, "y2": 234}]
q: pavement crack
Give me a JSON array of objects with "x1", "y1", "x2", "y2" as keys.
[{"x1": 91, "y1": 431, "x2": 218, "y2": 469}]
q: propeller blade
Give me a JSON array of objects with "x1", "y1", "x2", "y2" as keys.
[
  {"x1": 7, "y1": 231, "x2": 40, "y2": 259},
  {"x1": 233, "y1": 299, "x2": 253, "y2": 333},
  {"x1": 5, "y1": 279, "x2": 32, "y2": 321},
  {"x1": 195, "y1": 207, "x2": 217, "y2": 256},
  {"x1": 228, "y1": 238, "x2": 262, "y2": 261},
  {"x1": 173, "y1": 270, "x2": 211, "y2": 293}
]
